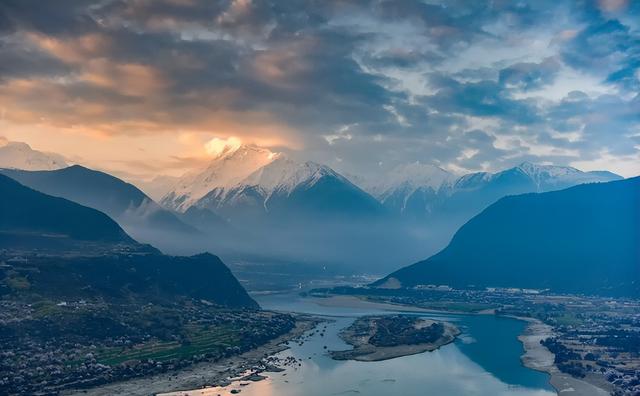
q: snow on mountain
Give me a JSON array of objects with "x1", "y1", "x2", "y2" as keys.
[
  {"x1": 355, "y1": 162, "x2": 454, "y2": 198},
  {"x1": 353, "y1": 160, "x2": 621, "y2": 218},
  {"x1": 513, "y1": 161, "x2": 621, "y2": 191},
  {"x1": 161, "y1": 145, "x2": 278, "y2": 211},
  {"x1": 196, "y1": 155, "x2": 359, "y2": 213},
  {"x1": 0, "y1": 139, "x2": 68, "y2": 171},
  {"x1": 242, "y1": 156, "x2": 346, "y2": 196},
  {"x1": 351, "y1": 162, "x2": 455, "y2": 215},
  {"x1": 452, "y1": 162, "x2": 621, "y2": 193}
]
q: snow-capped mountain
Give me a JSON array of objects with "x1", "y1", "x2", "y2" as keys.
[
  {"x1": 161, "y1": 145, "x2": 278, "y2": 211},
  {"x1": 196, "y1": 156, "x2": 383, "y2": 223},
  {"x1": 361, "y1": 162, "x2": 455, "y2": 198},
  {"x1": 432, "y1": 162, "x2": 623, "y2": 230},
  {"x1": 346, "y1": 161, "x2": 621, "y2": 229},
  {"x1": 0, "y1": 139, "x2": 68, "y2": 170},
  {"x1": 512, "y1": 161, "x2": 620, "y2": 192},
  {"x1": 355, "y1": 162, "x2": 455, "y2": 216},
  {"x1": 451, "y1": 162, "x2": 621, "y2": 195}
]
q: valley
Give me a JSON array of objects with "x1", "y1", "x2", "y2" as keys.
[
  {"x1": 1, "y1": 2, "x2": 639, "y2": 395},
  {"x1": 0, "y1": 140, "x2": 637, "y2": 396}
]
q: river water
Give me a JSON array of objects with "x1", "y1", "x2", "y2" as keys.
[{"x1": 173, "y1": 293, "x2": 555, "y2": 396}]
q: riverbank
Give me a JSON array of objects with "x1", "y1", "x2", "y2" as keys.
[
  {"x1": 518, "y1": 318, "x2": 610, "y2": 396},
  {"x1": 62, "y1": 315, "x2": 323, "y2": 396},
  {"x1": 331, "y1": 315, "x2": 460, "y2": 362},
  {"x1": 313, "y1": 294, "x2": 466, "y2": 314},
  {"x1": 317, "y1": 294, "x2": 612, "y2": 395}
]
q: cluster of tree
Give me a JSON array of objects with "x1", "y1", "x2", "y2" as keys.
[
  {"x1": 541, "y1": 338, "x2": 586, "y2": 377},
  {"x1": 596, "y1": 330, "x2": 640, "y2": 353},
  {"x1": 369, "y1": 316, "x2": 445, "y2": 347}
]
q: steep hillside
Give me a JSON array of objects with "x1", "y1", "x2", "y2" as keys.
[
  {"x1": 374, "y1": 177, "x2": 640, "y2": 296},
  {"x1": 1, "y1": 166, "x2": 198, "y2": 237},
  {"x1": 0, "y1": 174, "x2": 134, "y2": 246}
]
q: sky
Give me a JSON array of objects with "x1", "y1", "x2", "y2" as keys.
[{"x1": 0, "y1": 0, "x2": 639, "y2": 180}]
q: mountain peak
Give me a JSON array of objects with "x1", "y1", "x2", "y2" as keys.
[
  {"x1": 161, "y1": 144, "x2": 280, "y2": 211},
  {"x1": 516, "y1": 161, "x2": 577, "y2": 175},
  {"x1": 359, "y1": 161, "x2": 454, "y2": 198},
  {"x1": 0, "y1": 139, "x2": 68, "y2": 171},
  {"x1": 220, "y1": 144, "x2": 279, "y2": 161},
  {"x1": 241, "y1": 156, "x2": 341, "y2": 195},
  {"x1": 508, "y1": 161, "x2": 621, "y2": 191}
]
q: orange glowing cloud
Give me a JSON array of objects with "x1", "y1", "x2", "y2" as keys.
[
  {"x1": 27, "y1": 32, "x2": 113, "y2": 64},
  {"x1": 81, "y1": 61, "x2": 170, "y2": 96},
  {"x1": 204, "y1": 136, "x2": 243, "y2": 158}
]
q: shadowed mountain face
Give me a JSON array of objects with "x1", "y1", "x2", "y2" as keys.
[
  {"x1": 375, "y1": 177, "x2": 640, "y2": 297},
  {"x1": 0, "y1": 166, "x2": 199, "y2": 244},
  {"x1": 178, "y1": 206, "x2": 231, "y2": 234},
  {"x1": 0, "y1": 174, "x2": 134, "y2": 246},
  {"x1": 432, "y1": 163, "x2": 622, "y2": 226},
  {"x1": 0, "y1": 174, "x2": 257, "y2": 308},
  {"x1": 368, "y1": 163, "x2": 623, "y2": 232}
]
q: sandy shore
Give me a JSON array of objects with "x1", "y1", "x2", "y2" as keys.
[
  {"x1": 319, "y1": 295, "x2": 612, "y2": 395},
  {"x1": 313, "y1": 294, "x2": 461, "y2": 314},
  {"x1": 62, "y1": 315, "x2": 321, "y2": 396},
  {"x1": 518, "y1": 318, "x2": 611, "y2": 396}
]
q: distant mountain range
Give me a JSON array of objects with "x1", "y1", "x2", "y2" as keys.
[
  {"x1": 0, "y1": 173, "x2": 257, "y2": 308},
  {"x1": 374, "y1": 177, "x2": 640, "y2": 297},
  {"x1": 160, "y1": 144, "x2": 620, "y2": 228},
  {"x1": 0, "y1": 140, "x2": 68, "y2": 170},
  {"x1": 360, "y1": 161, "x2": 622, "y2": 223},
  {"x1": 0, "y1": 165, "x2": 200, "y2": 247},
  {"x1": 0, "y1": 139, "x2": 627, "y2": 272},
  {"x1": 195, "y1": 156, "x2": 385, "y2": 225}
]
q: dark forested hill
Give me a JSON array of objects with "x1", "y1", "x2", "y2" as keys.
[
  {"x1": 0, "y1": 174, "x2": 257, "y2": 308},
  {"x1": 0, "y1": 173, "x2": 134, "y2": 245},
  {"x1": 0, "y1": 166, "x2": 197, "y2": 236},
  {"x1": 375, "y1": 177, "x2": 640, "y2": 297}
]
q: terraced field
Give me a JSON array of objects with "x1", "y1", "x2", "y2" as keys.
[{"x1": 97, "y1": 324, "x2": 241, "y2": 365}]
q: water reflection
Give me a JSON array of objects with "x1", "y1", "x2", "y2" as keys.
[{"x1": 161, "y1": 295, "x2": 555, "y2": 396}]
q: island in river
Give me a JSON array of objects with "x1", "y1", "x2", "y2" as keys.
[{"x1": 331, "y1": 315, "x2": 460, "y2": 362}]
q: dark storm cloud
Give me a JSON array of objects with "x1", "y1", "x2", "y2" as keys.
[
  {"x1": 0, "y1": 35, "x2": 71, "y2": 81},
  {"x1": 561, "y1": 17, "x2": 640, "y2": 92},
  {"x1": 422, "y1": 75, "x2": 541, "y2": 124}
]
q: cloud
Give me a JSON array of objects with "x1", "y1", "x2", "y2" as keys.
[
  {"x1": 498, "y1": 58, "x2": 561, "y2": 90},
  {"x1": 204, "y1": 136, "x2": 243, "y2": 158},
  {"x1": 0, "y1": 0, "x2": 638, "y2": 178}
]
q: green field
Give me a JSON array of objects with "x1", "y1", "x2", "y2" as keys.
[{"x1": 97, "y1": 324, "x2": 241, "y2": 365}]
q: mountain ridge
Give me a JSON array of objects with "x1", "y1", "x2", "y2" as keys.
[
  {"x1": 0, "y1": 165, "x2": 199, "y2": 240},
  {"x1": 373, "y1": 176, "x2": 640, "y2": 296},
  {"x1": 0, "y1": 173, "x2": 258, "y2": 308},
  {"x1": 0, "y1": 173, "x2": 136, "y2": 248}
]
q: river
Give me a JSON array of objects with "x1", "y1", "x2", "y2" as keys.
[{"x1": 169, "y1": 293, "x2": 555, "y2": 396}]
